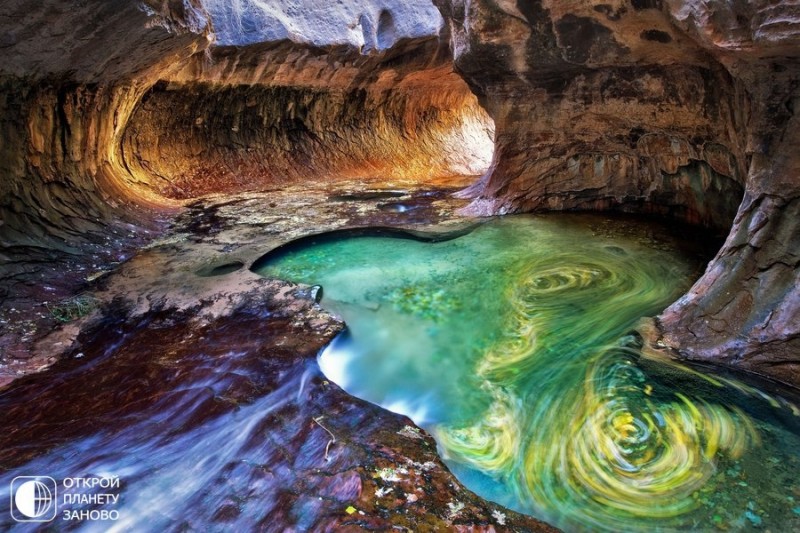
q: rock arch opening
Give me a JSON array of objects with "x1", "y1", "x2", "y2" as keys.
[{"x1": 119, "y1": 42, "x2": 496, "y2": 201}]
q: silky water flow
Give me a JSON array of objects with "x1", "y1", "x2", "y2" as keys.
[{"x1": 256, "y1": 214, "x2": 800, "y2": 532}]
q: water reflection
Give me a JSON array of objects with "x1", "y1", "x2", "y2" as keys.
[{"x1": 258, "y1": 214, "x2": 800, "y2": 531}]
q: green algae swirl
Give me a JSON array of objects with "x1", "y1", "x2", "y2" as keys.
[
  {"x1": 435, "y1": 249, "x2": 759, "y2": 530},
  {"x1": 255, "y1": 214, "x2": 800, "y2": 531}
]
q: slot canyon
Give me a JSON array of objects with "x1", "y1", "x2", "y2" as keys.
[{"x1": 0, "y1": 0, "x2": 798, "y2": 531}]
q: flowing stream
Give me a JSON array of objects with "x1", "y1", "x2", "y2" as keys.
[{"x1": 256, "y1": 214, "x2": 800, "y2": 531}]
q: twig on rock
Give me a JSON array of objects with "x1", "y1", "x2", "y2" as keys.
[{"x1": 313, "y1": 416, "x2": 336, "y2": 461}]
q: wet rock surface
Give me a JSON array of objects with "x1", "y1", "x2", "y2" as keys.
[
  {"x1": 0, "y1": 182, "x2": 555, "y2": 530},
  {"x1": 655, "y1": 1, "x2": 800, "y2": 387},
  {"x1": 0, "y1": 179, "x2": 470, "y2": 383},
  {"x1": 1, "y1": 0, "x2": 796, "y2": 387},
  {"x1": 0, "y1": 0, "x2": 492, "y2": 288},
  {"x1": 0, "y1": 0, "x2": 493, "y2": 392},
  {"x1": 0, "y1": 287, "x2": 552, "y2": 531}
]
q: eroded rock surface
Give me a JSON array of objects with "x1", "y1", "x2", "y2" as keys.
[
  {"x1": 122, "y1": 40, "x2": 493, "y2": 199},
  {"x1": 434, "y1": 0, "x2": 800, "y2": 386},
  {"x1": 0, "y1": 0, "x2": 490, "y2": 244},
  {"x1": 0, "y1": 273, "x2": 552, "y2": 531},
  {"x1": 0, "y1": 0, "x2": 492, "y2": 371},
  {"x1": 4, "y1": 1, "x2": 793, "y2": 385},
  {"x1": 434, "y1": 0, "x2": 747, "y2": 227},
  {"x1": 0, "y1": 183, "x2": 554, "y2": 531},
  {"x1": 1, "y1": 0, "x2": 798, "y2": 527},
  {"x1": 202, "y1": 0, "x2": 443, "y2": 49}
]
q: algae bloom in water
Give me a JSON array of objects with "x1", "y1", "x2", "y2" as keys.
[{"x1": 256, "y1": 214, "x2": 800, "y2": 531}]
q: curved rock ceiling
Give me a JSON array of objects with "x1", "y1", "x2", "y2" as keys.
[
  {"x1": 0, "y1": 0, "x2": 797, "y2": 387},
  {"x1": 0, "y1": 0, "x2": 492, "y2": 246}
]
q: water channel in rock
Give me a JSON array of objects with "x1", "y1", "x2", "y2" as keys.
[{"x1": 255, "y1": 214, "x2": 800, "y2": 532}]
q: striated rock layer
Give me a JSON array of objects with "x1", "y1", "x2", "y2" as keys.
[
  {"x1": 122, "y1": 39, "x2": 493, "y2": 199},
  {"x1": 434, "y1": 0, "x2": 800, "y2": 386},
  {"x1": 0, "y1": 0, "x2": 492, "y2": 250},
  {"x1": 0, "y1": 0, "x2": 492, "y2": 361},
  {"x1": 0, "y1": 0, "x2": 798, "y2": 528}
]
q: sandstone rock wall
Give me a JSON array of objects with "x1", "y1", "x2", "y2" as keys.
[
  {"x1": 1, "y1": 0, "x2": 798, "y2": 386},
  {"x1": 435, "y1": 0, "x2": 800, "y2": 385},
  {"x1": 121, "y1": 40, "x2": 493, "y2": 199},
  {"x1": 435, "y1": 0, "x2": 748, "y2": 228},
  {"x1": 0, "y1": 0, "x2": 492, "y2": 369},
  {"x1": 202, "y1": 0, "x2": 443, "y2": 49},
  {"x1": 0, "y1": 0, "x2": 491, "y2": 249},
  {"x1": 0, "y1": 0, "x2": 209, "y2": 254},
  {"x1": 659, "y1": 0, "x2": 800, "y2": 384}
]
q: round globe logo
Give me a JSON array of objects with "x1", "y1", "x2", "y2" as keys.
[
  {"x1": 15, "y1": 480, "x2": 52, "y2": 518},
  {"x1": 10, "y1": 476, "x2": 57, "y2": 522}
]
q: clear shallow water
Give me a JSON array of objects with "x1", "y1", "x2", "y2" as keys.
[{"x1": 256, "y1": 214, "x2": 800, "y2": 532}]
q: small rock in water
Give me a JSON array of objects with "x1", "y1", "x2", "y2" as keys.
[
  {"x1": 310, "y1": 285, "x2": 323, "y2": 303},
  {"x1": 744, "y1": 510, "x2": 762, "y2": 526}
]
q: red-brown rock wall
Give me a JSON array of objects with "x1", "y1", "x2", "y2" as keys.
[
  {"x1": 120, "y1": 41, "x2": 493, "y2": 199},
  {"x1": 0, "y1": 1, "x2": 492, "y2": 248},
  {"x1": 435, "y1": 0, "x2": 800, "y2": 385}
]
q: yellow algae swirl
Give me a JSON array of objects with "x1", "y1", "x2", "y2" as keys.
[
  {"x1": 435, "y1": 249, "x2": 760, "y2": 531},
  {"x1": 438, "y1": 386, "x2": 522, "y2": 474},
  {"x1": 257, "y1": 218, "x2": 794, "y2": 529}
]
